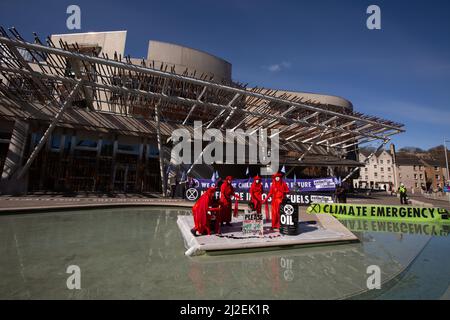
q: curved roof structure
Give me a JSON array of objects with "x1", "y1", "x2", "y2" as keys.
[
  {"x1": 147, "y1": 40, "x2": 232, "y2": 84},
  {"x1": 0, "y1": 27, "x2": 404, "y2": 180}
]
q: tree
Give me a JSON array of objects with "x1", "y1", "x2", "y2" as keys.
[{"x1": 398, "y1": 146, "x2": 424, "y2": 153}]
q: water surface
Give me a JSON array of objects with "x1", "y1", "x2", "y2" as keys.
[{"x1": 0, "y1": 207, "x2": 448, "y2": 299}]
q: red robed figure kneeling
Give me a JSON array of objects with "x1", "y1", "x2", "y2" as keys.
[
  {"x1": 264, "y1": 172, "x2": 289, "y2": 230},
  {"x1": 249, "y1": 175, "x2": 264, "y2": 214},
  {"x1": 191, "y1": 187, "x2": 220, "y2": 236}
]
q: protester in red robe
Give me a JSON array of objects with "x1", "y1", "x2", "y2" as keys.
[
  {"x1": 191, "y1": 187, "x2": 220, "y2": 236},
  {"x1": 249, "y1": 175, "x2": 263, "y2": 214},
  {"x1": 263, "y1": 172, "x2": 289, "y2": 230},
  {"x1": 220, "y1": 176, "x2": 236, "y2": 226}
]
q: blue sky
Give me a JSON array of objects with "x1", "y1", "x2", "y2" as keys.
[{"x1": 1, "y1": 0, "x2": 449, "y2": 149}]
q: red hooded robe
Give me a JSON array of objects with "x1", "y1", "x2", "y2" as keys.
[
  {"x1": 192, "y1": 187, "x2": 219, "y2": 235},
  {"x1": 266, "y1": 172, "x2": 289, "y2": 229},
  {"x1": 249, "y1": 175, "x2": 263, "y2": 214},
  {"x1": 220, "y1": 176, "x2": 235, "y2": 223}
]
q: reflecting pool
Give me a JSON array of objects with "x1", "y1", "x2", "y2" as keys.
[{"x1": 0, "y1": 207, "x2": 448, "y2": 299}]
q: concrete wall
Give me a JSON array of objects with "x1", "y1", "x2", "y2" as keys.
[
  {"x1": 51, "y1": 31, "x2": 127, "y2": 58},
  {"x1": 147, "y1": 41, "x2": 232, "y2": 84},
  {"x1": 254, "y1": 89, "x2": 353, "y2": 110}
]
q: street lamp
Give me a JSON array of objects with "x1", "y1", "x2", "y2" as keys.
[
  {"x1": 445, "y1": 139, "x2": 450, "y2": 183},
  {"x1": 444, "y1": 140, "x2": 450, "y2": 203}
]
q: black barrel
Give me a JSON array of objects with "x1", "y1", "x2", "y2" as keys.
[{"x1": 279, "y1": 198, "x2": 299, "y2": 235}]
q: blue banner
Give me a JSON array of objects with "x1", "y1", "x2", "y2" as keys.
[{"x1": 189, "y1": 177, "x2": 337, "y2": 192}]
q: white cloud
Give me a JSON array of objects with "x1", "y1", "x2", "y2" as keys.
[{"x1": 264, "y1": 61, "x2": 292, "y2": 72}]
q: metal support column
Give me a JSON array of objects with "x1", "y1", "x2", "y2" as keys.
[
  {"x1": 16, "y1": 81, "x2": 82, "y2": 180},
  {"x1": 155, "y1": 99, "x2": 166, "y2": 196},
  {"x1": 182, "y1": 86, "x2": 207, "y2": 125},
  {"x1": 342, "y1": 139, "x2": 389, "y2": 183},
  {"x1": 298, "y1": 128, "x2": 330, "y2": 162}
]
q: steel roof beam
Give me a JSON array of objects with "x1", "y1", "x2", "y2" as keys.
[{"x1": 0, "y1": 36, "x2": 405, "y2": 132}]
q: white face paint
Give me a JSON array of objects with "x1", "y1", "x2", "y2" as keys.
[
  {"x1": 275, "y1": 177, "x2": 280, "y2": 182},
  {"x1": 256, "y1": 180, "x2": 260, "y2": 183}
]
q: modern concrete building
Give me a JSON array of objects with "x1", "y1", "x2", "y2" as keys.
[{"x1": 0, "y1": 28, "x2": 404, "y2": 195}]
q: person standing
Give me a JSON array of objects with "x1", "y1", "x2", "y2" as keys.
[
  {"x1": 168, "y1": 172, "x2": 178, "y2": 199},
  {"x1": 263, "y1": 172, "x2": 289, "y2": 231},
  {"x1": 219, "y1": 176, "x2": 235, "y2": 226},
  {"x1": 249, "y1": 175, "x2": 264, "y2": 214},
  {"x1": 398, "y1": 183, "x2": 408, "y2": 205},
  {"x1": 335, "y1": 183, "x2": 347, "y2": 203}
]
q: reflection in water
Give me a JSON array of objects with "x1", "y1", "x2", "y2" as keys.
[
  {"x1": 0, "y1": 207, "x2": 447, "y2": 299},
  {"x1": 339, "y1": 219, "x2": 450, "y2": 237},
  {"x1": 281, "y1": 257, "x2": 294, "y2": 282}
]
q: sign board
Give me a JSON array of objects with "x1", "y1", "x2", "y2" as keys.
[
  {"x1": 444, "y1": 185, "x2": 450, "y2": 193},
  {"x1": 242, "y1": 211, "x2": 264, "y2": 236},
  {"x1": 189, "y1": 177, "x2": 337, "y2": 193},
  {"x1": 185, "y1": 189, "x2": 334, "y2": 205},
  {"x1": 307, "y1": 203, "x2": 450, "y2": 223},
  {"x1": 287, "y1": 194, "x2": 334, "y2": 205}
]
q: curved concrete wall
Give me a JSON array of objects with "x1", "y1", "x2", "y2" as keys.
[
  {"x1": 273, "y1": 89, "x2": 353, "y2": 110},
  {"x1": 147, "y1": 41, "x2": 232, "y2": 84}
]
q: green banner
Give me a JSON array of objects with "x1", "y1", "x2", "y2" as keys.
[
  {"x1": 339, "y1": 219, "x2": 450, "y2": 237},
  {"x1": 306, "y1": 203, "x2": 450, "y2": 224}
]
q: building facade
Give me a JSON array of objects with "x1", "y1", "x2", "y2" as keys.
[
  {"x1": 0, "y1": 29, "x2": 404, "y2": 195},
  {"x1": 420, "y1": 158, "x2": 448, "y2": 191},
  {"x1": 395, "y1": 153, "x2": 427, "y2": 194},
  {"x1": 353, "y1": 149, "x2": 396, "y2": 191}
]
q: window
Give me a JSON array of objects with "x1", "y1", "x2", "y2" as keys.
[
  {"x1": 436, "y1": 175, "x2": 440, "y2": 181},
  {"x1": 50, "y1": 135, "x2": 61, "y2": 150},
  {"x1": 387, "y1": 167, "x2": 391, "y2": 172},
  {"x1": 413, "y1": 165, "x2": 417, "y2": 171},
  {"x1": 101, "y1": 140, "x2": 114, "y2": 156},
  {"x1": 381, "y1": 175, "x2": 384, "y2": 180},
  {"x1": 380, "y1": 160, "x2": 383, "y2": 164},
  {"x1": 365, "y1": 168, "x2": 368, "y2": 172},
  {"x1": 414, "y1": 174, "x2": 417, "y2": 180},
  {"x1": 415, "y1": 182, "x2": 418, "y2": 188},
  {"x1": 388, "y1": 175, "x2": 392, "y2": 180},
  {"x1": 387, "y1": 160, "x2": 390, "y2": 164},
  {"x1": 420, "y1": 174, "x2": 423, "y2": 180},
  {"x1": 147, "y1": 144, "x2": 159, "y2": 158},
  {"x1": 118, "y1": 143, "x2": 140, "y2": 154},
  {"x1": 374, "y1": 165, "x2": 377, "y2": 169},
  {"x1": 435, "y1": 166, "x2": 439, "y2": 171},
  {"x1": 76, "y1": 139, "x2": 97, "y2": 148},
  {"x1": 365, "y1": 176, "x2": 369, "y2": 180},
  {"x1": 374, "y1": 172, "x2": 378, "y2": 177},
  {"x1": 380, "y1": 167, "x2": 384, "y2": 172}
]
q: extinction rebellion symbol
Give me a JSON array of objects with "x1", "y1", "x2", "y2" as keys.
[
  {"x1": 282, "y1": 204, "x2": 294, "y2": 225},
  {"x1": 283, "y1": 204, "x2": 294, "y2": 215},
  {"x1": 186, "y1": 188, "x2": 199, "y2": 201}
]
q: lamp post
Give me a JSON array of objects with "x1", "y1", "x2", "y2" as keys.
[
  {"x1": 444, "y1": 139, "x2": 450, "y2": 202},
  {"x1": 444, "y1": 139, "x2": 450, "y2": 180}
]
